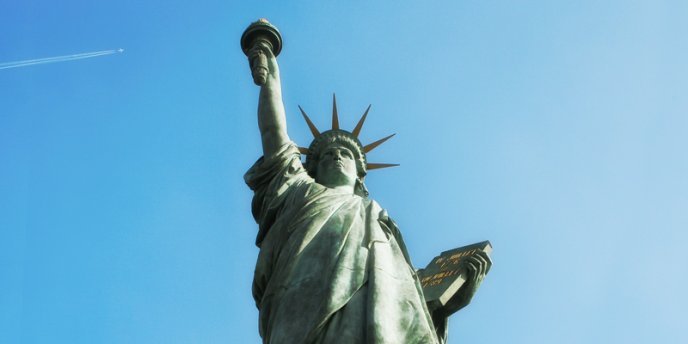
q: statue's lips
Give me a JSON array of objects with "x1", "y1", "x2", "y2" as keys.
[
  {"x1": 324, "y1": 161, "x2": 345, "y2": 168},
  {"x1": 322, "y1": 162, "x2": 347, "y2": 173}
]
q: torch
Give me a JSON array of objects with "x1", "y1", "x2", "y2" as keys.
[{"x1": 241, "y1": 19, "x2": 282, "y2": 86}]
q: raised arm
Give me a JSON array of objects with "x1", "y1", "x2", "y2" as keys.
[{"x1": 248, "y1": 42, "x2": 290, "y2": 157}]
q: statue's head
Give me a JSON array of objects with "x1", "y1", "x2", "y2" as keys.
[
  {"x1": 305, "y1": 130, "x2": 367, "y2": 194},
  {"x1": 298, "y1": 95, "x2": 398, "y2": 197}
]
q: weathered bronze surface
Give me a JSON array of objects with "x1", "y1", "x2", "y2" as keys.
[{"x1": 241, "y1": 19, "x2": 491, "y2": 344}]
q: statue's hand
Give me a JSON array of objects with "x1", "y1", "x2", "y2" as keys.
[
  {"x1": 248, "y1": 41, "x2": 280, "y2": 86},
  {"x1": 455, "y1": 250, "x2": 492, "y2": 310}
]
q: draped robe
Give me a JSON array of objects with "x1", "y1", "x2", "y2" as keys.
[{"x1": 245, "y1": 143, "x2": 442, "y2": 344}]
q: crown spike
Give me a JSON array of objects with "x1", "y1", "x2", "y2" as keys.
[
  {"x1": 366, "y1": 163, "x2": 400, "y2": 170},
  {"x1": 331, "y1": 93, "x2": 340, "y2": 130},
  {"x1": 299, "y1": 105, "x2": 321, "y2": 137},
  {"x1": 363, "y1": 133, "x2": 396, "y2": 153},
  {"x1": 352, "y1": 104, "x2": 371, "y2": 138}
]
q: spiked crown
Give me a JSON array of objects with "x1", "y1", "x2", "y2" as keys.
[{"x1": 298, "y1": 94, "x2": 399, "y2": 180}]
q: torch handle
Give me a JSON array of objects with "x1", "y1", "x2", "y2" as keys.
[{"x1": 249, "y1": 38, "x2": 273, "y2": 86}]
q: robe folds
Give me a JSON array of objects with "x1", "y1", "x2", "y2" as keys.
[{"x1": 245, "y1": 143, "x2": 441, "y2": 344}]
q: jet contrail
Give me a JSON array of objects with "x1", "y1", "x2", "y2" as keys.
[{"x1": 0, "y1": 48, "x2": 124, "y2": 70}]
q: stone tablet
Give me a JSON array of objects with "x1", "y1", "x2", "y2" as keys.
[{"x1": 418, "y1": 241, "x2": 493, "y2": 316}]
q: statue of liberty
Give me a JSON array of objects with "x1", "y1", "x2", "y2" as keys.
[{"x1": 242, "y1": 19, "x2": 490, "y2": 344}]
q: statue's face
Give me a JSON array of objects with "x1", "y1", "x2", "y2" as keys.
[{"x1": 315, "y1": 144, "x2": 358, "y2": 189}]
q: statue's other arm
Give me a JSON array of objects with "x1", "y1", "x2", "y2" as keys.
[{"x1": 249, "y1": 43, "x2": 290, "y2": 157}]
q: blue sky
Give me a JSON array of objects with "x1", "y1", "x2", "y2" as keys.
[{"x1": 2, "y1": 1, "x2": 686, "y2": 343}]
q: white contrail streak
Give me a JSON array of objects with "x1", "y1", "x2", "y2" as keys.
[{"x1": 0, "y1": 48, "x2": 124, "y2": 70}]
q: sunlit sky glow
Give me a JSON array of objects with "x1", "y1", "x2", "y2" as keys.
[{"x1": 2, "y1": 1, "x2": 687, "y2": 343}]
